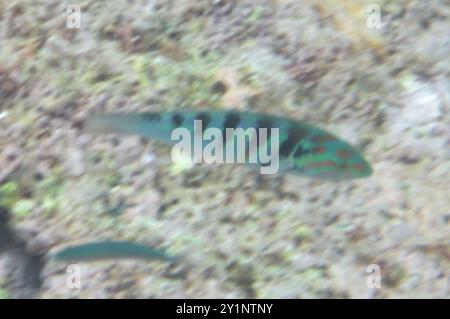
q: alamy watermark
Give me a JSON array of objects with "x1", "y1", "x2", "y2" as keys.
[
  {"x1": 66, "y1": 264, "x2": 82, "y2": 289},
  {"x1": 366, "y1": 264, "x2": 381, "y2": 289},
  {"x1": 366, "y1": 4, "x2": 382, "y2": 29},
  {"x1": 171, "y1": 120, "x2": 280, "y2": 175},
  {"x1": 66, "y1": 4, "x2": 81, "y2": 29}
]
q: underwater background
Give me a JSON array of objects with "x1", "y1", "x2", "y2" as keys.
[{"x1": 0, "y1": 0, "x2": 449, "y2": 298}]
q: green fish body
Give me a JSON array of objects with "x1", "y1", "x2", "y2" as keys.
[
  {"x1": 54, "y1": 241, "x2": 176, "y2": 262},
  {"x1": 86, "y1": 110, "x2": 372, "y2": 180}
]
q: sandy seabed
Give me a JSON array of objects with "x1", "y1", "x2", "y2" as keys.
[{"x1": 0, "y1": 0, "x2": 448, "y2": 298}]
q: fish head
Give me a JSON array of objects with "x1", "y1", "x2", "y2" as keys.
[{"x1": 289, "y1": 133, "x2": 373, "y2": 180}]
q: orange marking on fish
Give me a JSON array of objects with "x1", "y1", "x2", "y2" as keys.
[
  {"x1": 312, "y1": 146, "x2": 326, "y2": 154},
  {"x1": 306, "y1": 160, "x2": 338, "y2": 169},
  {"x1": 311, "y1": 134, "x2": 336, "y2": 143},
  {"x1": 351, "y1": 163, "x2": 365, "y2": 172},
  {"x1": 336, "y1": 150, "x2": 352, "y2": 160}
]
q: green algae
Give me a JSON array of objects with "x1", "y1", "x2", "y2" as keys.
[
  {"x1": 11, "y1": 199, "x2": 34, "y2": 219},
  {"x1": 0, "y1": 288, "x2": 9, "y2": 299},
  {"x1": 245, "y1": 6, "x2": 264, "y2": 24},
  {"x1": 294, "y1": 225, "x2": 314, "y2": 243},
  {"x1": 40, "y1": 195, "x2": 59, "y2": 217},
  {"x1": 0, "y1": 181, "x2": 20, "y2": 208}
]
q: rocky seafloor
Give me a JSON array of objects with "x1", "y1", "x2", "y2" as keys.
[{"x1": 0, "y1": 0, "x2": 449, "y2": 298}]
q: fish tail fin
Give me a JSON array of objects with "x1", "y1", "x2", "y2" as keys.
[
  {"x1": 85, "y1": 113, "x2": 146, "y2": 136},
  {"x1": 84, "y1": 112, "x2": 171, "y2": 142}
]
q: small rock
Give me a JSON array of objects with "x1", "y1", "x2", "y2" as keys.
[
  {"x1": 64, "y1": 148, "x2": 85, "y2": 177},
  {"x1": 400, "y1": 75, "x2": 443, "y2": 125},
  {"x1": 214, "y1": 67, "x2": 257, "y2": 109},
  {"x1": 384, "y1": 221, "x2": 415, "y2": 244},
  {"x1": 291, "y1": 253, "x2": 321, "y2": 272},
  {"x1": 0, "y1": 73, "x2": 18, "y2": 97},
  {"x1": 397, "y1": 145, "x2": 423, "y2": 164}
]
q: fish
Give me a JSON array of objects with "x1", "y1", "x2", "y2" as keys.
[
  {"x1": 85, "y1": 110, "x2": 372, "y2": 180},
  {"x1": 53, "y1": 241, "x2": 177, "y2": 262}
]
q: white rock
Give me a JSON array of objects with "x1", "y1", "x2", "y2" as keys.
[
  {"x1": 384, "y1": 221, "x2": 415, "y2": 244},
  {"x1": 401, "y1": 76, "x2": 443, "y2": 125},
  {"x1": 291, "y1": 253, "x2": 321, "y2": 272}
]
